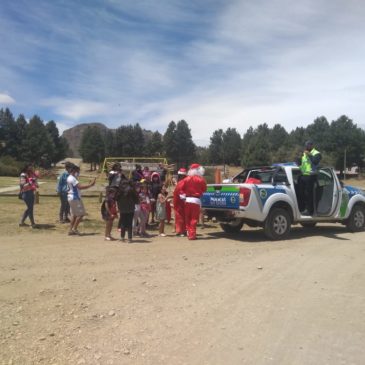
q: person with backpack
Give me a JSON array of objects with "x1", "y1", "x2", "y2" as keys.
[{"x1": 56, "y1": 161, "x2": 74, "y2": 223}]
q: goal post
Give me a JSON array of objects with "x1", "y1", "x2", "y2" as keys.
[{"x1": 101, "y1": 156, "x2": 173, "y2": 179}]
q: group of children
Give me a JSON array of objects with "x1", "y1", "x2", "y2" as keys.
[
  {"x1": 101, "y1": 163, "x2": 172, "y2": 242},
  {"x1": 21, "y1": 161, "x2": 206, "y2": 241}
]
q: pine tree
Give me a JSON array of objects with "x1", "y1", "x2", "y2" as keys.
[
  {"x1": 163, "y1": 121, "x2": 177, "y2": 162},
  {"x1": 79, "y1": 126, "x2": 105, "y2": 170},
  {"x1": 208, "y1": 129, "x2": 224, "y2": 164},
  {"x1": 146, "y1": 131, "x2": 163, "y2": 156},
  {"x1": 45, "y1": 121, "x2": 68, "y2": 164},
  {"x1": 0, "y1": 108, "x2": 18, "y2": 157},
  {"x1": 22, "y1": 115, "x2": 55, "y2": 166},
  {"x1": 222, "y1": 128, "x2": 241, "y2": 165},
  {"x1": 175, "y1": 120, "x2": 196, "y2": 165}
]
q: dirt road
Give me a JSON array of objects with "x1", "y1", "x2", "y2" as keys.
[{"x1": 1, "y1": 225, "x2": 365, "y2": 365}]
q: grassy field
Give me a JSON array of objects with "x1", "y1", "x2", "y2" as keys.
[
  {"x1": 0, "y1": 195, "x2": 106, "y2": 236},
  {"x1": 0, "y1": 176, "x2": 20, "y2": 188},
  {"x1": 0, "y1": 173, "x2": 106, "y2": 195}
]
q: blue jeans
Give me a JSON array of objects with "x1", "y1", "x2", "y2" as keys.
[{"x1": 21, "y1": 190, "x2": 35, "y2": 225}]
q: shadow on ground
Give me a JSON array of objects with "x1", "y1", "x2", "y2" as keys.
[
  {"x1": 32, "y1": 224, "x2": 56, "y2": 230},
  {"x1": 204, "y1": 225, "x2": 352, "y2": 243}
]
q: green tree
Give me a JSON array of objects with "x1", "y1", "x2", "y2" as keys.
[
  {"x1": 241, "y1": 124, "x2": 271, "y2": 167},
  {"x1": 288, "y1": 126, "x2": 306, "y2": 147},
  {"x1": 305, "y1": 116, "x2": 331, "y2": 151},
  {"x1": 15, "y1": 114, "x2": 28, "y2": 158},
  {"x1": 268, "y1": 124, "x2": 290, "y2": 163},
  {"x1": 79, "y1": 126, "x2": 105, "y2": 170},
  {"x1": 163, "y1": 121, "x2": 178, "y2": 162},
  {"x1": 45, "y1": 121, "x2": 68, "y2": 164},
  {"x1": 175, "y1": 120, "x2": 196, "y2": 165},
  {"x1": 132, "y1": 123, "x2": 145, "y2": 156},
  {"x1": 114, "y1": 123, "x2": 145, "y2": 157},
  {"x1": 22, "y1": 115, "x2": 55, "y2": 166},
  {"x1": 0, "y1": 108, "x2": 18, "y2": 157},
  {"x1": 222, "y1": 128, "x2": 241, "y2": 165},
  {"x1": 208, "y1": 129, "x2": 224, "y2": 164},
  {"x1": 327, "y1": 115, "x2": 365, "y2": 173},
  {"x1": 196, "y1": 146, "x2": 210, "y2": 165},
  {"x1": 104, "y1": 129, "x2": 116, "y2": 157},
  {"x1": 146, "y1": 131, "x2": 163, "y2": 156}
]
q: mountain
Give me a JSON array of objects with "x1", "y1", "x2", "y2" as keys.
[
  {"x1": 62, "y1": 123, "x2": 108, "y2": 157},
  {"x1": 62, "y1": 123, "x2": 155, "y2": 157}
]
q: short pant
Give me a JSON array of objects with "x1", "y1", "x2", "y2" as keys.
[{"x1": 69, "y1": 199, "x2": 86, "y2": 217}]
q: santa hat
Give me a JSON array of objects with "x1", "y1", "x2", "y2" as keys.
[
  {"x1": 178, "y1": 168, "x2": 187, "y2": 175},
  {"x1": 188, "y1": 163, "x2": 205, "y2": 177}
]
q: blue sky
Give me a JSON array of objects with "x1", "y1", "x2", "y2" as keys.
[{"x1": 1, "y1": 0, "x2": 365, "y2": 146}]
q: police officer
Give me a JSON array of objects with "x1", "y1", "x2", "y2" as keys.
[{"x1": 300, "y1": 140, "x2": 322, "y2": 215}]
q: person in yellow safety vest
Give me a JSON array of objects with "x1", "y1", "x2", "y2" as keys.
[{"x1": 299, "y1": 140, "x2": 322, "y2": 216}]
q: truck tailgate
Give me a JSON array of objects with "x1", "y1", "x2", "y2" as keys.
[{"x1": 202, "y1": 185, "x2": 240, "y2": 209}]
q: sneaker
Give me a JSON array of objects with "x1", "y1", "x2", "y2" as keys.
[
  {"x1": 105, "y1": 236, "x2": 116, "y2": 241},
  {"x1": 19, "y1": 223, "x2": 28, "y2": 227},
  {"x1": 127, "y1": 239, "x2": 133, "y2": 243},
  {"x1": 119, "y1": 238, "x2": 126, "y2": 242},
  {"x1": 68, "y1": 230, "x2": 76, "y2": 236},
  {"x1": 159, "y1": 233, "x2": 167, "y2": 237},
  {"x1": 31, "y1": 224, "x2": 38, "y2": 229}
]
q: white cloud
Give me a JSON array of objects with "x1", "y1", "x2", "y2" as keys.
[
  {"x1": 0, "y1": 93, "x2": 15, "y2": 104},
  {"x1": 42, "y1": 98, "x2": 110, "y2": 120},
  {"x1": 1, "y1": 1, "x2": 365, "y2": 146}
]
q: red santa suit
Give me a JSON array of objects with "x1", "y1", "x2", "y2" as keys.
[
  {"x1": 180, "y1": 164, "x2": 207, "y2": 240},
  {"x1": 173, "y1": 168, "x2": 187, "y2": 235}
]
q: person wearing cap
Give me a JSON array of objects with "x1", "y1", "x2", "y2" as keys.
[
  {"x1": 299, "y1": 140, "x2": 322, "y2": 215},
  {"x1": 56, "y1": 161, "x2": 74, "y2": 223},
  {"x1": 173, "y1": 168, "x2": 188, "y2": 236},
  {"x1": 179, "y1": 164, "x2": 207, "y2": 240}
]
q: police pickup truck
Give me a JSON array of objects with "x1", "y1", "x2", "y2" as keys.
[{"x1": 202, "y1": 164, "x2": 365, "y2": 240}]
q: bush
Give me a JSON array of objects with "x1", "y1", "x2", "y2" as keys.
[{"x1": 0, "y1": 156, "x2": 24, "y2": 176}]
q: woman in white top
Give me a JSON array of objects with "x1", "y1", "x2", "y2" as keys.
[{"x1": 66, "y1": 165, "x2": 96, "y2": 236}]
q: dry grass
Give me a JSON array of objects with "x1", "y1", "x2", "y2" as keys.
[{"x1": 0, "y1": 195, "x2": 106, "y2": 237}]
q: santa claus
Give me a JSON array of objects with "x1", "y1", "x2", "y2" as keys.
[
  {"x1": 173, "y1": 168, "x2": 188, "y2": 236},
  {"x1": 180, "y1": 164, "x2": 207, "y2": 240}
]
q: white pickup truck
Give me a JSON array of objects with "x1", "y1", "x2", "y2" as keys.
[{"x1": 202, "y1": 164, "x2": 365, "y2": 240}]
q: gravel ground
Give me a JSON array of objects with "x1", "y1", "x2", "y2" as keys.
[{"x1": 1, "y1": 224, "x2": 365, "y2": 365}]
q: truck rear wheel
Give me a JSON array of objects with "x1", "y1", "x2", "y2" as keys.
[
  {"x1": 220, "y1": 220, "x2": 244, "y2": 233},
  {"x1": 346, "y1": 204, "x2": 365, "y2": 232},
  {"x1": 264, "y1": 208, "x2": 291, "y2": 240}
]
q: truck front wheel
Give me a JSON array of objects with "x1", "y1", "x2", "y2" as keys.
[
  {"x1": 220, "y1": 220, "x2": 244, "y2": 234},
  {"x1": 264, "y1": 208, "x2": 291, "y2": 240},
  {"x1": 346, "y1": 204, "x2": 365, "y2": 232}
]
